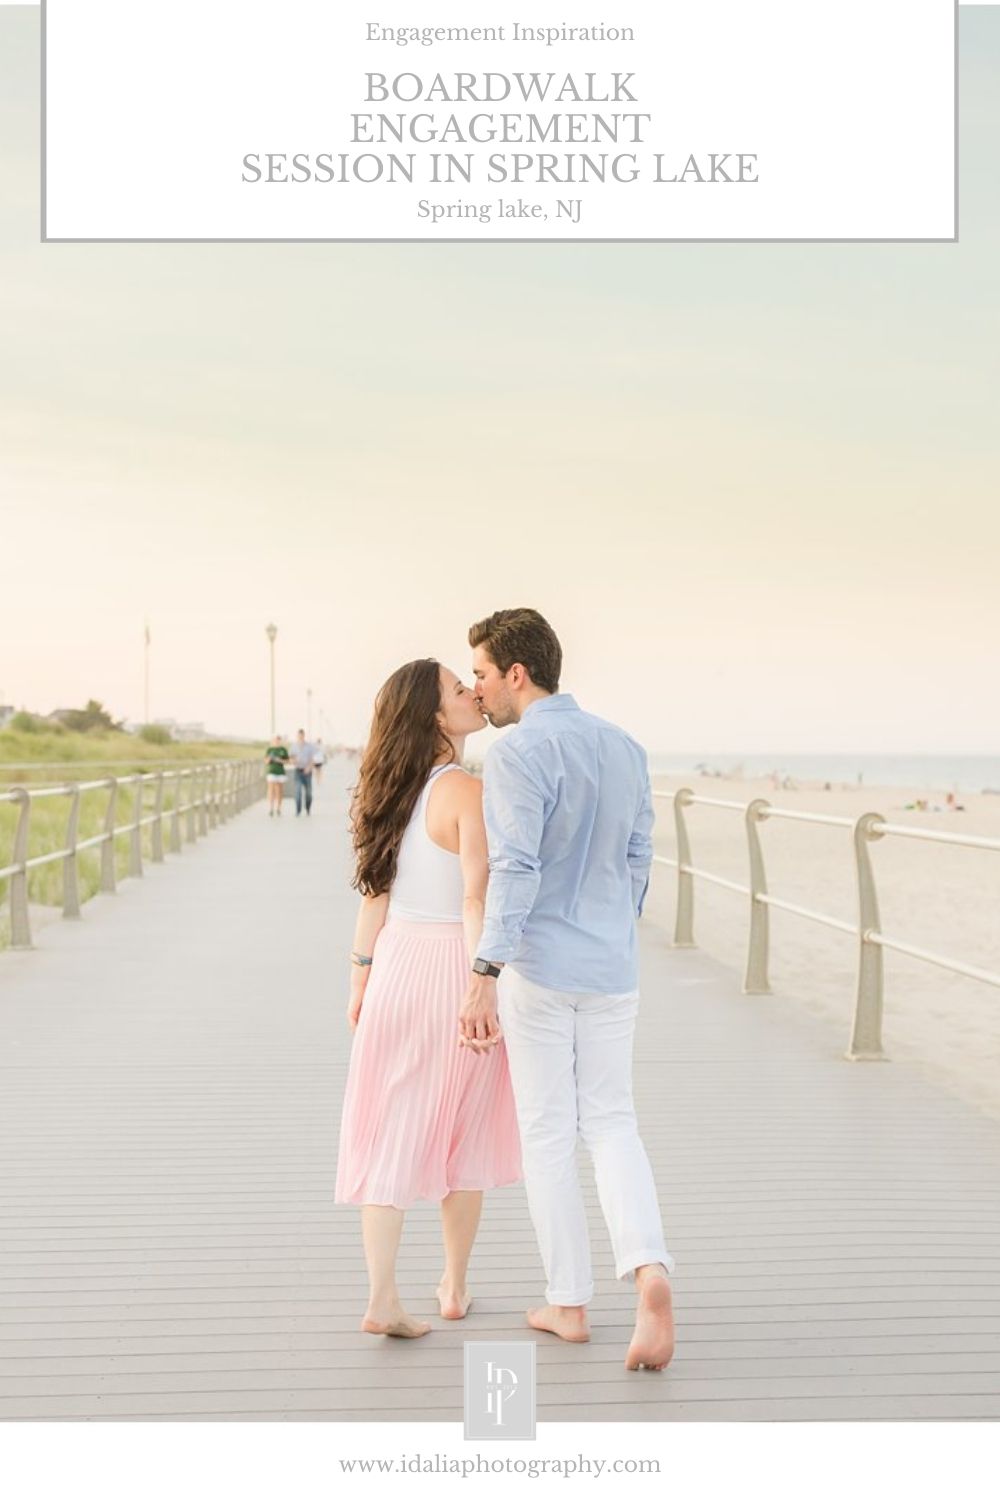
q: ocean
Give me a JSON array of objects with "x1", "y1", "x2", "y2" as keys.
[{"x1": 646, "y1": 754, "x2": 1000, "y2": 794}]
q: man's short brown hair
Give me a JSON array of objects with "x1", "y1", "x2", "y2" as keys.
[{"x1": 468, "y1": 608, "x2": 562, "y2": 694}]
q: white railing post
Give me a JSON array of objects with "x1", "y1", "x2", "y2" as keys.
[
  {"x1": 744, "y1": 798, "x2": 771, "y2": 994},
  {"x1": 198, "y1": 767, "x2": 209, "y2": 836},
  {"x1": 170, "y1": 771, "x2": 183, "y2": 853},
  {"x1": 208, "y1": 765, "x2": 219, "y2": 829},
  {"x1": 847, "y1": 811, "x2": 889, "y2": 1062},
  {"x1": 152, "y1": 772, "x2": 165, "y2": 862},
  {"x1": 63, "y1": 784, "x2": 82, "y2": 919},
  {"x1": 8, "y1": 788, "x2": 33, "y2": 950},
  {"x1": 672, "y1": 788, "x2": 695, "y2": 947},
  {"x1": 128, "y1": 776, "x2": 144, "y2": 878},
  {"x1": 184, "y1": 770, "x2": 197, "y2": 843},
  {"x1": 100, "y1": 779, "x2": 118, "y2": 894}
]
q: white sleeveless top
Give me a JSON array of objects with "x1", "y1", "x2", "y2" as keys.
[{"x1": 388, "y1": 764, "x2": 466, "y2": 923}]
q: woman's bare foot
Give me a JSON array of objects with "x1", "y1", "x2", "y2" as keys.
[
  {"x1": 361, "y1": 1305, "x2": 431, "y2": 1338},
  {"x1": 625, "y1": 1269, "x2": 675, "y2": 1371},
  {"x1": 526, "y1": 1305, "x2": 591, "y2": 1342},
  {"x1": 436, "y1": 1282, "x2": 473, "y2": 1319}
]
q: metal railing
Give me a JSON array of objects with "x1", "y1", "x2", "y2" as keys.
[
  {"x1": 0, "y1": 761, "x2": 265, "y2": 951},
  {"x1": 654, "y1": 788, "x2": 1000, "y2": 1062}
]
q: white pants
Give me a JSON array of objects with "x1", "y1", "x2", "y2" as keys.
[{"x1": 498, "y1": 968, "x2": 674, "y2": 1307}]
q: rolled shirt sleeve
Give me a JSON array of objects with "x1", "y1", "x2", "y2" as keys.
[
  {"x1": 478, "y1": 742, "x2": 547, "y2": 963},
  {"x1": 627, "y1": 759, "x2": 655, "y2": 918}
]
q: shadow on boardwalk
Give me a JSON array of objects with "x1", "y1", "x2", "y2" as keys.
[{"x1": 1, "y1": 758, "x2": 999, "y2": 1421}]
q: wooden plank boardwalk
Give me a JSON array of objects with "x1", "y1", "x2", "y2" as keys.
[{"x1": 2, "y1": 755, "x2": 999, "y2": 1422}]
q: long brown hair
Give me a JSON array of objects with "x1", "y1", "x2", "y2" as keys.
[{"x1": 351, "y1": 658, "x2": 453, "y2": 896}]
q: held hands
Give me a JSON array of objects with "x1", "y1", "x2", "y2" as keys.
[{"x1": 458, "y1": 973, "x2": 501, "y2": 1054}]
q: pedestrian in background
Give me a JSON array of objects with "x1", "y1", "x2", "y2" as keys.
[
  {"x1": 265, "y1": 735, "x2": 289, "y2": 817},
  {"x1": 292, "y1": 729, "x2": 316, "y2": 816}
]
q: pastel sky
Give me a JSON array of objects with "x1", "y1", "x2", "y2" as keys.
[{"x1": 0, "y1": 8, "x2": 997, "y2": 752}]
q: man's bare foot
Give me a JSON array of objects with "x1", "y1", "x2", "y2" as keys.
[
  {"x1": 625, "y1": 1269, "x2": 675, "y2": 1371},
  {"x1": 437, "y1": 1282, "x2": 473, "y2": 1320},
  {"x1": 361, "y1": 1306, "x2": 431, "y2": 1338},
  {"x1": 526, "y1": 1305, "x2": 591, "y2": 1343}
]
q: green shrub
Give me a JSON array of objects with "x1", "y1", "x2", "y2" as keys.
[
  {"x1": 138, "y1": 724, "x2": 173, "y2": 745},
  {"x1": 58, "y1": 700, "x2": 124, "y2": 734}
]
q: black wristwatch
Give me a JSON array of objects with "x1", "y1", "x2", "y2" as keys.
[{"x1": 472, "y1": 958, "x2": 503, "y2": 978}]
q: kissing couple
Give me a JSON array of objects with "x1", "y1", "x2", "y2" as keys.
[{"x1": 335, "y1": 608, "x2": 675, "y2": 1371}]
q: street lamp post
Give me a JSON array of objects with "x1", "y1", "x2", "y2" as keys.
[{"x1": 265, "y1": 623, "x2": 277, "y2": 737}]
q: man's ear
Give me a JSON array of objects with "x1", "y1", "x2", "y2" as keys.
[{"x1": 508, "y1": 663, "x2": 526, "y2": 690}]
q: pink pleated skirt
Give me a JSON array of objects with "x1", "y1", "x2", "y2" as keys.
[{"x1": 335, "y1": 916, "x2": 523, "y2": 1209}]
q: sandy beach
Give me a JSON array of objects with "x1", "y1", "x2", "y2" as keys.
[{"x1": 649, "y1": 772, "x2": 1000, "y2": 1122}]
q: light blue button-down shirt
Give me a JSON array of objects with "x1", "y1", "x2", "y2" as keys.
[
  {"x1": 479, "y1": 694, "x2": 654, "y2": 994},
  {"x1": 292, "y1": 740, "x2": 315, "y2": 770}
]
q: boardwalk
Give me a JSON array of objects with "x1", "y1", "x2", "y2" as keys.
[{"x1": 2, "y1": 756, "x2": 1000, "y2": 1422}]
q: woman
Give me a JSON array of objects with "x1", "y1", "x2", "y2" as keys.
[
  {"x1": 264, "y1": 734, "x2": 289, "y2": 816},
  {"x1": 335, "y1": 659, "x2": 521, "y2": 1338}
]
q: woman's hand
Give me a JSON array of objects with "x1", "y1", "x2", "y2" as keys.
[
  {"x1": 459, "y1": 973, "x2": 501, "y2": 1052},
  {"x1": 347, "y1": 968, "x2": 369, "y2": 1032},
  {"x1": 346, "y1": 892, "x2": 387, "y2": 1032}
]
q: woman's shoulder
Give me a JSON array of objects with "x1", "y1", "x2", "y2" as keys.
[{"x1": 428, "y1": 766, "x2": 481, "y2": 803}]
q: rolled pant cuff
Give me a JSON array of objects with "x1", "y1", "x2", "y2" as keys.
[
  {"x1": 545, "y1": 1287, "x2": 594, "y2": 1307},
  {"x1": 616, "y1": 1250, "x2": 676, "y2": 1281}
]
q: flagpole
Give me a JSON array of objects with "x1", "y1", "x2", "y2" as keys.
[{"x1": 143, "y1": 621, "x2": 151, "y2": 725}]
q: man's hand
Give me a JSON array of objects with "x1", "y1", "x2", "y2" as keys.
[{"x1": 458, "y1": 973, "x2": 501, "y2": 1053}]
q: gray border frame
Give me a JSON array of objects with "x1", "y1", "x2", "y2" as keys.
[{"x1": 39, "y1": 0, "x2": 960, "y2": 244}]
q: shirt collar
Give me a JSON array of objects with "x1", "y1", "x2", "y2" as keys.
[{"x1": 520, "y1": 693, "x2": 578, "y2": 723}]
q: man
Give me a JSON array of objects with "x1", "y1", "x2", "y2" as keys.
[
  {"x1": 291, "y1": 729, "x2": 315, "y2": 816},
  {"x1": 462, "y1": 608, "x2": 674, "y2": 1372}
]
